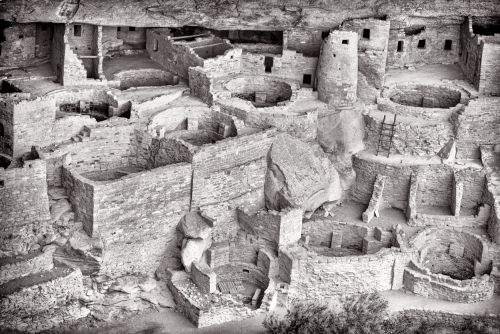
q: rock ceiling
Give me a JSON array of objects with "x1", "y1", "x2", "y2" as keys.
[{"x1": 1, "y1": 0, "x2": 499, "y2": 30}]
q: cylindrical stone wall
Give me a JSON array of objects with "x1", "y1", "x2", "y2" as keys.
[{"x1": 316, "y1": 31, "x2": 358, "y2": 107}]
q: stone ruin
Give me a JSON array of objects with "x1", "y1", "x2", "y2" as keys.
[{"x1": 0, "y1": 1, "x2": 500, "y2": 332}]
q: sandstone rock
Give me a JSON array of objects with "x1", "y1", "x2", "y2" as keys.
[
  {"x1": 50, "y1": 199, "x2": 72, "y2": 222},
  {"x1": 138, "y1": 277, "x2": 157, "y2": 292},
  {"x1": 437, "y1": 138, "x2": 456, "y2": 162},
  {"x1": 181, "y1": 237, "x2": 212, "y2": 272},
  {"x1": 53, "y1": 246, "x2": 101, "y2": 275},
  {"x1": 177, "y1": 211, "x2": 212, "y2": 240},
  {"x1": 48, "y1": 187, "x2": 68, "y2": 200},
  {"x1": 265, "y1": 133, "x2": 342, "y2": 213},
  {"x1": 60, "y1": 211, "x2": 75, "y2": 224},
  {"x1": 62, "y1": 153, "x2": 72, "y2": 165},
  {"x1": 68, "y1": 229, "x2": 92, "y2": 252},
  {"x1": 110, "y1": 274, "x2": 156, "y2": 294}
]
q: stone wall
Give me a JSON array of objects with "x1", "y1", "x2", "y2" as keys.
[
  {"x1": 0, "y1": 246, "x2": 56, "y2": 285},
  {"x1": 146, "y1": 29, "x2": 204, "y2": 79},
  {"x1": 240, "y1": 50, "x2": 318, "y2": 88},
  {"x1": 459, "y1": 17, "x2": 483, "y2": 92},
  {"x1": 0, "y1": 23, "x2": 36, "y2": 67},
  {"x1": 394, "y1": 308, "x2": 500, "y2": 328},
  {"x1": 387, "y1": 20, "x2": 460, "y2": 68},
  {"x1": 302, "y1": 219, "x2": 373, "y2": 250},
  {"x1": 342, "y1": 18, "x2": 390, "y2": 91},
  {"x1": 188, "y1": 67, "x2": 213, "y2": 105},
  {"x1": 317, "y1": 31, "x2": 358, "y2": 107},
  {"x1": 67, "y1": 23, "x2": 95, "y2": 56},
  {"x1": 280, "y1": 245, "x2": 418, "y2": 300},
  {"x1": 191, "y1": 128, "x2": 276, "y2": 209},
  {"x1": 0, "y1": 157, "x2": 51, "y2": 228},
  {"x1": 0, "y1": 268, "x2": 83, "y2": 320},
  {"x1": 454, "y1": 97, "x2": 500, "y2": 159},
  {"x1": 43, "y1": 119, "x2": 136, "y2": 187},
  {"x1": 283, "y1": 29, "x2": 322, "y2": 57},
  {"x1": 364, "y1": 113, "x2": 453, "y2": 156},
  {"x1": 403, "y1": 260, "x2": 494, "y2": 303},
  {"x1": 62, "y1": 162, "x2": 192, "y2": 276},
  {"x1": 350, "y1": 154, "x2": 485, "y2": 210},
  {"x1": 479, "y1": 37, "x2": 500, "y2": 96}
]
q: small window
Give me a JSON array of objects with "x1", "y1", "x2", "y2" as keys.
[
  {"x1": 264, "y1": 56, "x2": 273, "y2": 73},
  {"x1": 342, "y1": 39, "x2": 349, "y2": 44},
  {"x1": 153, "y1": 39, "x2": 158, "y2": 51},
  {"x1": 19, "y1": 35, "x2": 23, "y2": 39},
  {"x1": 243, "y1": 269, "x2": 249, "y2": 273},
  {"x1": 362, "y1": 29, "x2": 370, "y2": 39},
  {"x1": 117, "y1": 27, "x2": 121, "y2": 32},
  {"x1": 333, "y1": 53, "x2": 336, "y2": 57},
  {"x1": 303, "y1": 74, "x2": 312, "y2": 85},
  {"x1": 74, "y1": 25, "x2": 82, "y2": 37},
  {"x1": 129, "y1": 27, "x2": 136, "y2": 31},
  {"x1": 444, "y1": 40, "x2": 452, "y2": 50},
  {"x1": 41, "y1": 26, "x2": 48, "y2": 31},
  {"x1": 0, "y1": 180, "x2": 4, "y2": 188},
  {"x1": 397, "y1": 41, "x2": 404, "y2": 52},
  {"x1": 417, "y1": 39, "x2": 426, "y2": 49}
]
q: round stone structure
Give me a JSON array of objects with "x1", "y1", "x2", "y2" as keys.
[{"x1": 224, "y1": 76, "x2": 293, "y2": 107}]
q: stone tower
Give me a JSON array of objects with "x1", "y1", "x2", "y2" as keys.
[{"x1": 316, "y1": 30, "x2": 358, "y2": 107}]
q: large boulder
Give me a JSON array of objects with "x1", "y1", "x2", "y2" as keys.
[
  {"x1": 50, "y1": 199, "x2": 72, "y2": 223},
  {"x1": 177, "y1": 212, "x2": 212, "y2": 240},
  {"x1": 180, "y1": 237, "x2": 212, "y2": 272},
  {"x1": 265, "y1": 133, "x2": 342, "y2": 214}
]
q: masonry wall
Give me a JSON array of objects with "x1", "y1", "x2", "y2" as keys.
[
  {"x1": 342, "y1": 18, "x2": 390, "y2": 90},
  {"x1": 350, "y1": 155, "x2": 485, "y2": 210},
  {"x1": 0, "y1": 96, "x2": 16, "y2": 156},
  {"x1": 0, "y1": 158, "x2": 51, "y2": 228},
  {"x1": 35, "y1": 23, "x2": 53, "y2": 58},
  {"x1": 394, "y1": 308, "x2": 500, "y2": 329},
  {"x1": 403, "y1": 260, "x2": 494, "y2": 303},
  {"x1": 364, "y1": 113, "x2": 453, "y2": 156},
  {"x1": 283, "y1": 29, "x2": 322, "y2": 57},
  {"x1": 280, "y1": 246, "x2": 418, "y2": 300},
  {"x1": 0, "y1": 23, "x2": 36, "y2": 67},
  {"x1": 316, "y1": 31, "x2": 358, "y2": 107},
  {"x1": 459, "y1": 18, "x2": 483, "y2": 92},
  {"x1": 117, "y1": 26, "x2": 146, "y2": 47},
  {"x1": 191, "y1": 129, "x2": 276, "y2": 209},
  {"x1": 240, "y1": 50, "x2": 318, "y2": 88},
  {"x1": 95, "y1": 162, "x2": 191, "y2": 276},
  {"x1": 61, "y1": 167, "x2": 94, "y2": 234},
  {"x1": 478, "y1": 38, "x2": 500, "y2": 96},
  {"x1": 188, "y1": 67, "x2": 213, "y2": 105},
  {"x1": 387, "y1": 23, "x2": 460, "y2": 68},
  {"x1": 51, "y1": 24, "x2": 66, "y2": 81},
  {"x1": 43, "y1": 120, "x2": 135, "y2": 187},
  {"x1": 146, "y1": 29, "x2": 204, "y2": 79},
  {"x1": 454, "y1": 97, "x2": 500, "y2": 159},
  {"x1": 302, "y1": 219, "x2": 372, "y2": 250},
  {"x1": 67, "y1": 23, "x2": 95, "y2": 56}
]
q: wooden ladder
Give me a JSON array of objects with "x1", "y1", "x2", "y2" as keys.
[{"x1": 376, "y1": 114, "x2": 397, "y2": 158}]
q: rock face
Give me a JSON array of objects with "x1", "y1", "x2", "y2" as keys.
[
  {"x1": 177, "y1": 212, "x2": 212, "y2": 240},
  {"x1": 265, "y1": 133, "x2": 342, "y2": 213},
  {"x1": 180, "y1": 237, "x2": 212, "y2": 272},
  {"x1": 1, "y1": 1, "x2": 497, "y2": 30}
]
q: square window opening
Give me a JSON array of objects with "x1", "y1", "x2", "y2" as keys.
[
  {"x1": 303, "y1": 74, "x2": 312, "y2": 85},
  {"x1": 19, "y1": 35, "x2": 23, "y2": 39},
  {"x1": 129, "y1": 26, "x2": 136, "y2": 31},
  {"x1": 243, "y1": 269, "x2": 250, "y2": 273},
  {"x1": 74, "y1": 25, "x2": 82, "y2": 37},
  {"x1": 117, "y1": 27, "x2": 121, "y2": 32},
  {"x1": 397, "y1": 41, "x2": 404, "y2": 52},
  {"x1": 342, "y1": 39, "x2": 349, "y2": 44},
  {"x1": 417, "y1": 39, "x2": 426, "y2": 49},
  {"x1": 444, "y1": 40, "x2": 452, "y2": 50},
  {"x1": 362, "y1": 29, "x2": 370, "y2": 39},
  {"x1": 333, "y1": 53, "x2": 336, "y2": 57}
]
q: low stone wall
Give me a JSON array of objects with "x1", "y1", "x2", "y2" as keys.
[
  {"x1": 111, "y1": 68, "x2": 175, "y2": 90},
  {"x1": 0, "y1": 268, "x2": 83, "y2": 319},
  {"x1": 215, "y1": 262, "x2": 270, "y2": 290},
  {"x1": 412, "y1": 208, "x2": 489, "y2": 228},
  {"x1": 301, "y1": 219, "x2": 372, "y2": 251},
  {"x1": 403, "y1": 260, "x2": 494, "y2": 303},
  {"x1": 167, "y1": 270, "x2": 264, "y2": 328},
  {"x1": 192, "y1": 261, "x2": 216, "y2": 293},
  {"x1": 0, "y1": 246, "x2": 56, "y2": 285},
  {"x1": 280, "y1": 245, "x2": 418, "y2": 300},
  {"x1": 350, "y1": 153, "x2": 485, "y2": 210},
  {"x1": 393, "y1": 308, "x2": 500, "y2": 328}
]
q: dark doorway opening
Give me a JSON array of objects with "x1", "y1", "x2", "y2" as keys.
[
  {"x1": 397, "y1": 41, "x2": 404, "y2": 52},
  {"x1": 303, "y1": 74, "x2": 312, "y2": 85},
  {"x1": 264, "y1": 56, "x2": 273, "y2": 73}
]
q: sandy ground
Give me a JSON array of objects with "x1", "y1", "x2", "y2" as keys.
[
  {"x1": 103, "y1": 54, "x2": 167, "y2": 79},
  {"x1": 385, "y1": 64, "x2": 467, "y2": 86}
]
